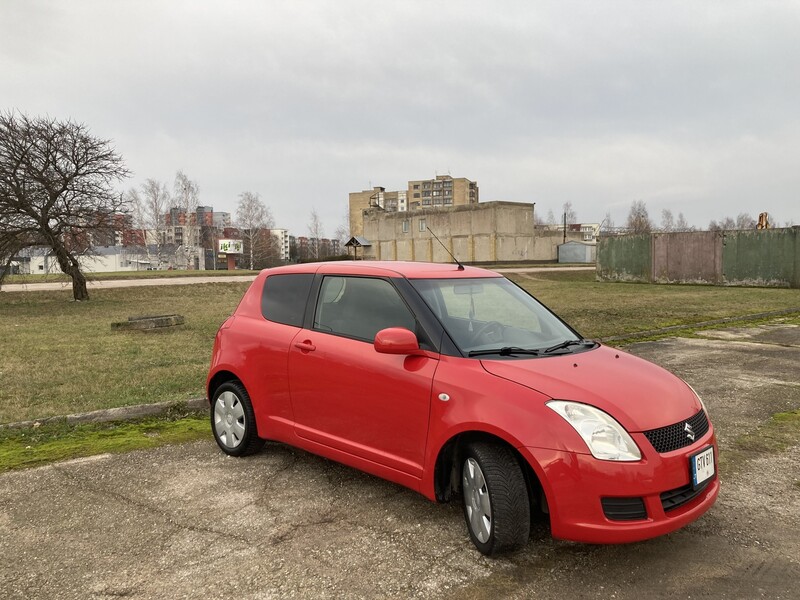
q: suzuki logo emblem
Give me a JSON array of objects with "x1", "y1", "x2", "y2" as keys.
[{"x1": 684, "y1": 423, "x2": 696, "y2": 442}]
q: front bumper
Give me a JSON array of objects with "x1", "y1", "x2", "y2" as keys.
[{"x1": 521, "y1": 430, "x2": 719, "y2": 544}]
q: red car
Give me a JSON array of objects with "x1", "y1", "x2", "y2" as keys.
[{"x1": 207, "y1": 261, "x2": 718, "y2": 555}]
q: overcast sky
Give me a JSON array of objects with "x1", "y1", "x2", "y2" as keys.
[{"x1": 3, "y1": 0, "x2": 799, "y2": 235}]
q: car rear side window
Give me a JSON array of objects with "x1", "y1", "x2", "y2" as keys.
[{"x1": 261, "y1": 273, "x2": 314, "y2": 327}]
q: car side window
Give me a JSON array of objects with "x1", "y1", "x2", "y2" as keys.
[
  {"x1": 261, "y1": 273, "x2": 315, "y2": 327},
  {"x1": 314, "y1": 276, "x2": 416, "y2": 342}
]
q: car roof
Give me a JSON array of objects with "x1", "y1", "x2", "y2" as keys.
[{"x1": 260, "y1": 261, "x2": 502, "y2": 279}]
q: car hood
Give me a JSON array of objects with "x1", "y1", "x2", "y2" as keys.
[{"x1": 479, "y1": 345, "x2": 702, "y2": 432}]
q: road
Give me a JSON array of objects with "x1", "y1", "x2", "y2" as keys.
[{"x1": 1, "y1": 323, "x2": 798, "y2": 599}]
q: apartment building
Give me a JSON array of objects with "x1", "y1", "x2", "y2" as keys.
[{"x1": 349, "y1": 175, "x2": 478, "y2": 237}]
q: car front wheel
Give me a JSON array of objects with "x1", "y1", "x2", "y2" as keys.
[
  {"x1": 461, "y1": 442, "x2": 530, "y2": 555},
  {"x1": 211, "y1": 381, "x2": 265, "y2": 457}
]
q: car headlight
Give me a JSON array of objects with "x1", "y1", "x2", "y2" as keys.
[{"x1": 546, "y1": 401, "x2": 641, "y2": 461}]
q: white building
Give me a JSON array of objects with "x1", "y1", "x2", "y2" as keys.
[{"x1": 270, "y1": 229, "x2": 290, "y2": 261}]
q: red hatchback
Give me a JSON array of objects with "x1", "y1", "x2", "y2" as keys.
[{"x1": 207, "y1": 261, "x2": 718, "y2": 555}]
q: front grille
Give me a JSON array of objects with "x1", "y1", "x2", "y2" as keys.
[
  {"x1": 601, "y1": 496, "x2": 647, "y2": 521},
  {"x1": 661, "y1": 478, "x2": 712, "y2": 512},
  {"x1": 643, "y1": 410, "x2": 709, "y2": 453}
]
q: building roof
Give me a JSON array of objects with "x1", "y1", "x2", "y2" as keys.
[{"x1": 345, "y1": 236, "x2": 372, "y2": 247}]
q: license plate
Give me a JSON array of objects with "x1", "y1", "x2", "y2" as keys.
[{"x1": 690, "y1": 446, "x2": 715, "y2": 489}]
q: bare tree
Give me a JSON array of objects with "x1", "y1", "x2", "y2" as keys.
[
  {"x1": 563, "y1": 201, "x2": 577, "y2": 226},
  {"x1": 128, "y1": 179, "x2": 171, "y2": 269},
  {"x1": 308, "y1": 208, "x2": 325, "y2": 259},
  {"x1": 661, "y1": 209, "x2": 675, "y2": 232},
  {"x1": 236, "y1": 191, "x2": 275, "y2": 270},
  {"x1": 0, "y1": 113, "x2": 129, "y2": 300},
  {"x1": 600, "y1": 211, "x2": 615, "y2": 233},
  {"x1": 710, "y1": 217, "x2": 736, "y2": 231},
  {"x1": 173, "y1": 170, "x2": 199, "y2": 269},
  {"x1": 675, "y1": 212, "x2": 691, "y2": 232},
  {"x1": 735, "y1": 213, "x2": 756, "y2": 230},
  {"x1": 545, "y1": 209, "x2": 556, "y2": 226},
  {"x1": 626, "y1": 200, "x2": 653, "y2": 234},
  {"x1": 334, "y1": 210, "x2": 350, "y2": 250}
]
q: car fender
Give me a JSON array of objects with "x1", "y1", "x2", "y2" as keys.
[{"x1": 420, "y1": 354, "x2": 590, "y2": 500}]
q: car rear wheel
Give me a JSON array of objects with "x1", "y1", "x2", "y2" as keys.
[
  {"x1": 461, "y1": 442, "x2": 530, "y2": 555},
  {"x1": 211, "y1": 381, "x2": 265, "y2": 457}
]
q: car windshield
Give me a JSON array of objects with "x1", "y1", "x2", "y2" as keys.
[{"x1": 410, "y1": 277, "x2": 585, "y2": 357}]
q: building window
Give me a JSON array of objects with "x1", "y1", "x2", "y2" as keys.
[
  {"x1": 402, "y1": 220, "x2": 409, "y2": 233},
  {"x1": 422, "y1": 190, "x2": 431, "y2": 197},
  {"x1": 443, "y1": 180, "x2": 453, "y2": 188},
  {"x1": 419, "y1": 219, "x2": 427, "y2": 232},
  {"x1": 422, "y1": 198, "x2": 431, "y2": 206},
  {"x1": 444, "y1": 189, "x2": 452, "y2": 196},
  {"x1": 413, "y1": 192, "x2": 420, "y2": 198},
  {"x1": 432, "y1": 191, "x2": 440, "y2": 196},
  {"x1": 423, "y1": 182, "x2": 431, "y2": 189},
  {"x1": 444, "y1": 197, "x2": 453, "y2": 205},
  {"x1": 433, "y1": 198, "x2": 443, "y2": 206},
  {"x1": 413, "y1": 184, "x2": 420, "y2": 190}
]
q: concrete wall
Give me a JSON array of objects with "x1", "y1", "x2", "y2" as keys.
[
  {"x1": 596, "y1": 234, "x2": 652, "y2": 281},
  {"x1": 597, "y1": 227, "x2": 800, "y2": 288},
  {"x1": 653, "y1": 231, "x2": 723, "y2": 284},
  {"x1": 722, "y1": 228, "x2": 800, "y2": 287},
  {"x1": 361, "y1": 201, "x2": 586, "y2": 263}
]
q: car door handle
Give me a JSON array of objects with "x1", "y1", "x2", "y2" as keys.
[{"x1": 294, "y1": 340, "x2": 316, "y2": 352}]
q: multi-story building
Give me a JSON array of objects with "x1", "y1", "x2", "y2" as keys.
[
  {"x1": 406, "y1": 175, "x2": 478, "y2": 210},
  {"x1": 270, "y1": 228, "x2": 290, "y2": 261},
  {"x1": 349, "y1": 175, "x2": 478, "y2": 237}
]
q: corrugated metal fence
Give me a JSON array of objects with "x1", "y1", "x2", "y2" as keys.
[{"x1": 597, "y1": 227, "x2": 800, "y2": 288}]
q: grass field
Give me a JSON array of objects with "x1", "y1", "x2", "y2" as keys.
[
  {"x1": 510, "y1": 271, "x2": 800, "y2": 339},
  {"x1": 1, "y1": 271, "x2": 798, "y2": 424},
  {"x1": 0, "y1": 282, "x2": 250, "y2": 424}
]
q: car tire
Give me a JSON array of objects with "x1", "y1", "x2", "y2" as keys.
[
  {"x1": 461, "y1": 442, "x2": 530, "y2": 555},
  {"x1": 210, "y1": 381, "x2": 265, "y2": 457}
]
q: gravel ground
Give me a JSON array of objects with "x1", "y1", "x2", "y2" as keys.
[{"x1": 0, "y1": 324, "x2": 798, "y2": 599}]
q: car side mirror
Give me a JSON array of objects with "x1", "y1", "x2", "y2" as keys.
[{"x1": 374, "y1": 327, "x2": 422, "y2": 355}]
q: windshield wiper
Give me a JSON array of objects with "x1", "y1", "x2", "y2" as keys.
[
  {"x1": 542, "y1": 339, "x2": 595, "y2": 354},
  {"x1": 468, "y1": 346, "x2": 541, "y2": 357}
]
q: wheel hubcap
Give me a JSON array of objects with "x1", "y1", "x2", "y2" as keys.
[
  {"x1": 463, "y1": 457, "x2": 492, "y2": 543},
  {"x1": 214, "y1": 391, "x2": 246, "y2": 448}
]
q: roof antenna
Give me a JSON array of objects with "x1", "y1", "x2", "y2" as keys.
[{"x1": 428, "y1": 227, "x2": 465, "y2": 270}]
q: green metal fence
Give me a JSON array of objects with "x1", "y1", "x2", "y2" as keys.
[{"x1": 597, "y1": 227, "x2": 800, "y2": 288}]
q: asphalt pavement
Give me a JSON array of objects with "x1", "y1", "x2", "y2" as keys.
[{"x1": 1, "y1": 322, "x2": 798, "y2": 599}]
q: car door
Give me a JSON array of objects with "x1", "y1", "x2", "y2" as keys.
[{"x1": 288, "y1": 275, "x2": 438, "y2": 478}]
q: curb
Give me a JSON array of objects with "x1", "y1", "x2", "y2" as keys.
[{"x1": 0, "y1": 397, "x2": 208, "y2": 430}]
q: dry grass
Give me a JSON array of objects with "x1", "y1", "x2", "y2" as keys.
[
  {"x1": 509, "y1": 271, "x2": 800, "y2": 339},
  {"x1": 0, "y1": 282, "x2": 249, "y2": 423},
  {"x1": 1, "y1": 271, "x2": 798, "y2": 424}
]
